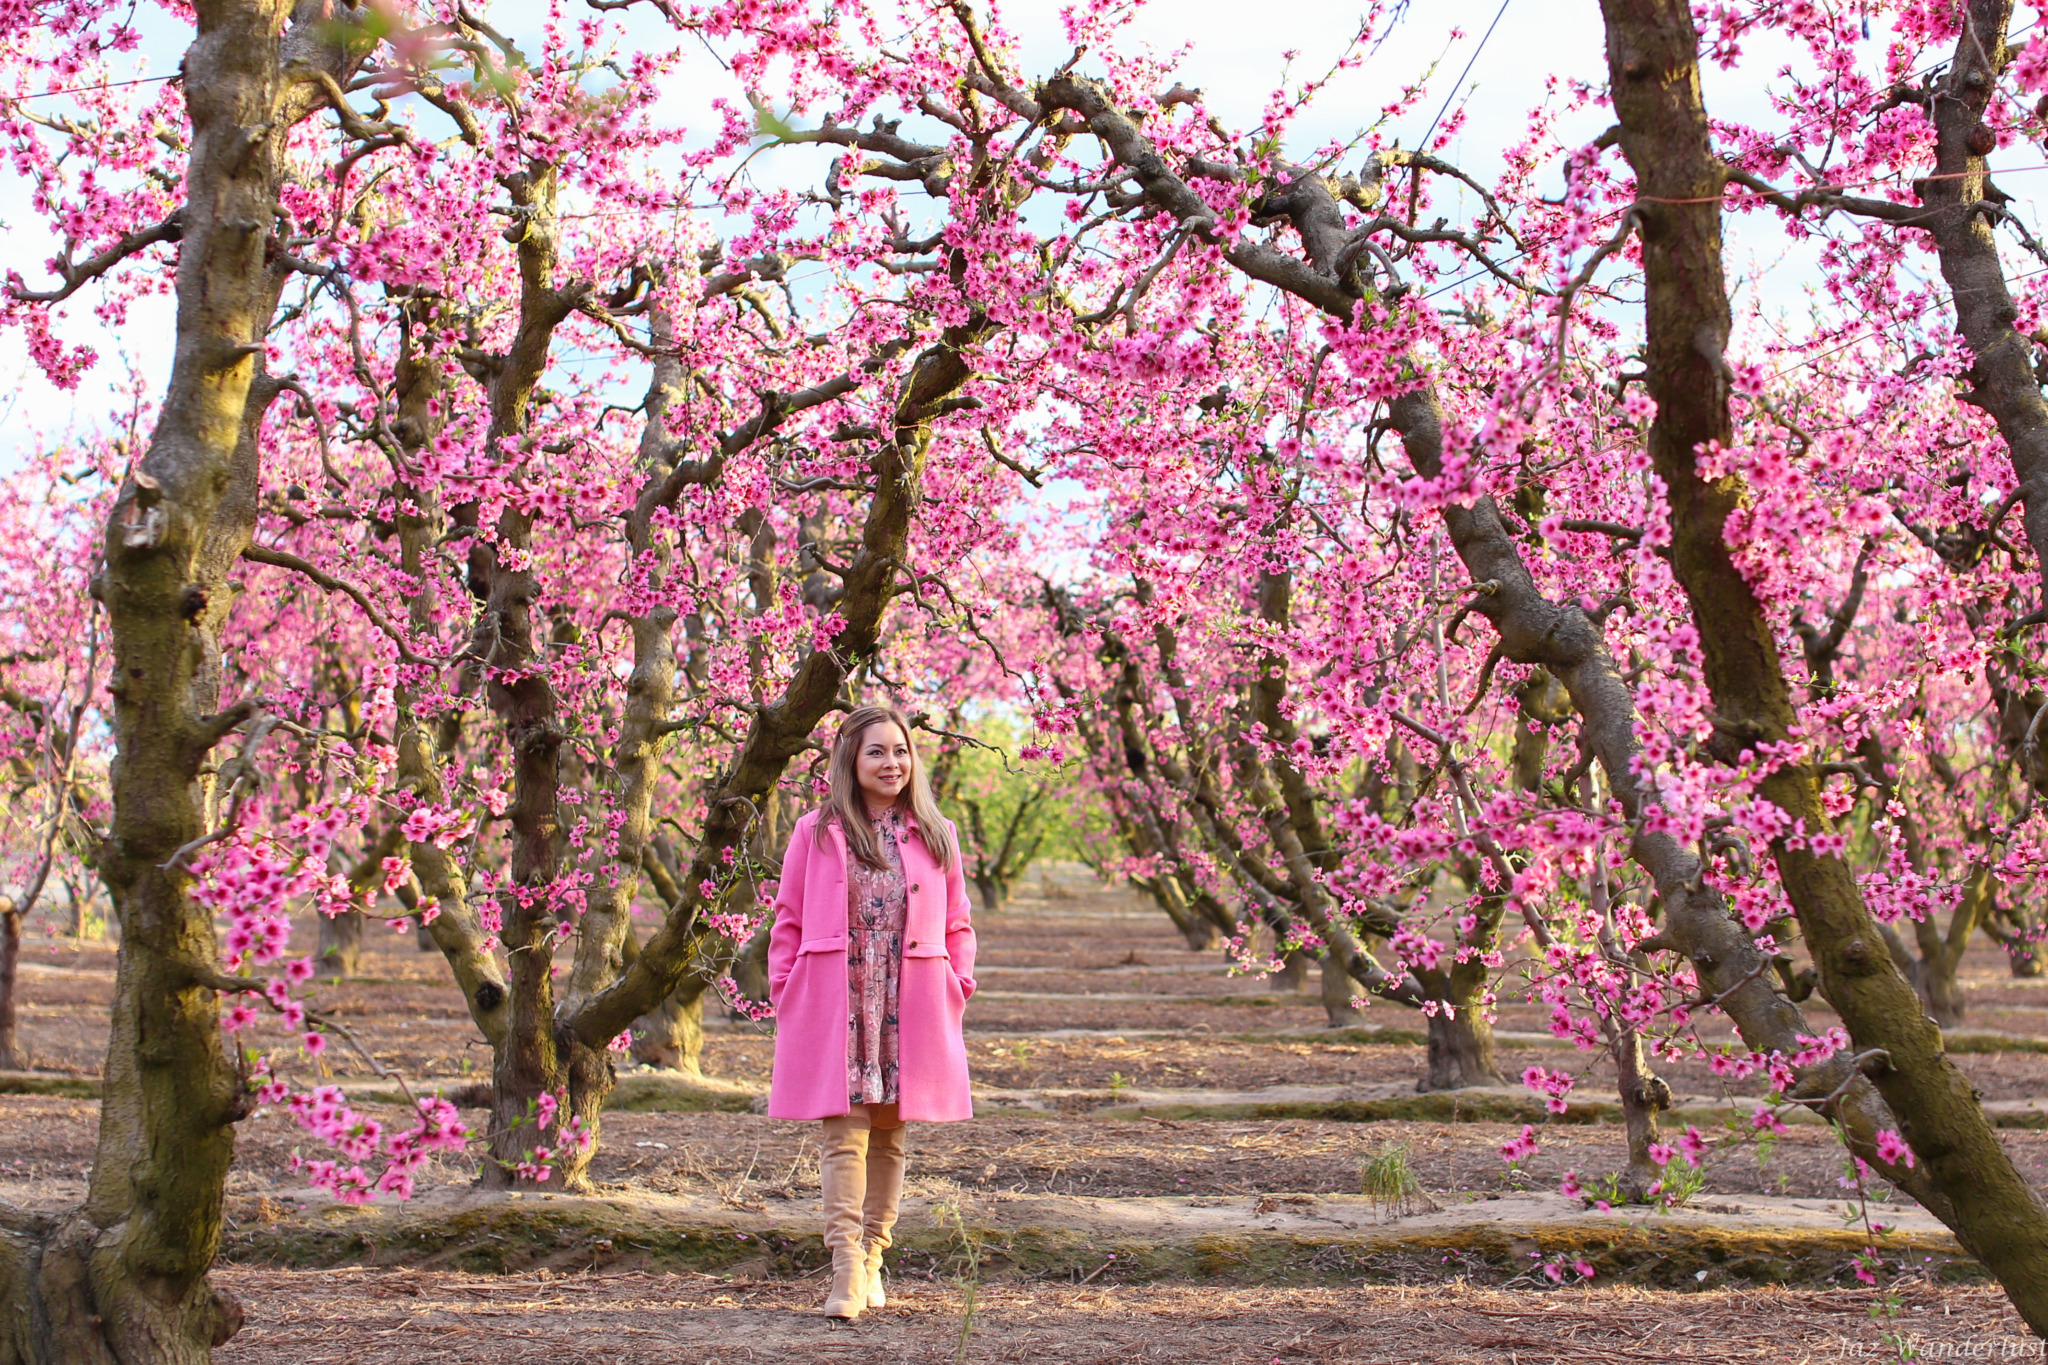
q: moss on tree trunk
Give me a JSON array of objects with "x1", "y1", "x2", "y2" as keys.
[
  {"x1": 0, "y1": 907, "x2": 19, "y2": 1073},
  {"x1": 1596, "y1": 0, "x2": 2048, "y2": 1329}
]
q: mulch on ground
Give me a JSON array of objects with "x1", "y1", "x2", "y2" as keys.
[
  {"x1": 9, "y1": 876, "x2": 2048, "y2": 1356},
  {"x1": 209, "y1": 1270, "x2": 2032, "y2": 1364},
  {"x1": 0, "y1": 1094, "x2": 1994, "y2": 1206}
]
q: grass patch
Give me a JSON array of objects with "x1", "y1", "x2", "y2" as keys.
[
  {"x1": 1943, "y1": 1031, "x2": 2048, "y2": 1055},
  {"x1": 341, "y1": 1072, "x2": 761, "y2": 1115},
  {"x1": 0, "y1": 1071, "x2": 100, "y2": 1098}
]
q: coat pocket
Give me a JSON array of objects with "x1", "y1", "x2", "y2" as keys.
[{"x1": 797, "y1": 935, "x2": 846, "y2": 954}]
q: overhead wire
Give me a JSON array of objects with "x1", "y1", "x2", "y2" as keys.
[
  {"x1": 1419, "y1": 15, "x2": 2046, "y2": 302},
  {"x1": 11, "y1": 8, "x2": 2046, "y2": 387},
  {"x1": 1411, "y1": 0, "x2": 1513, "y2": 156},
  {"x1": 6, "y1": 73, "x2": 178, "y2": 102}
]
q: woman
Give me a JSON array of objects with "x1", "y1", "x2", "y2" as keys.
[{"x1": 766, "y1": 704, "x2": 977, "y2": 1320}]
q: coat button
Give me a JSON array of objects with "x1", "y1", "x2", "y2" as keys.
[
  {"x1": 907, "y1": 940, "x2": 918, "y2": 948},
  {"x1": 911, "y1": 883, "x2": 921, "y2": 893}
]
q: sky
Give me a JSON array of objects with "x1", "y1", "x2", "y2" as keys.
[{"x1": 0, "y1": 0, "x2": 1985, "y2": 455}]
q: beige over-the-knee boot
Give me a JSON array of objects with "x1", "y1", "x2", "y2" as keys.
[
  {"x1": 862, "y1": 1110, "x2": 907, "y2": 1308},
  {"x1": 819, "y1": 1111, "x2": 872, "y2": 1319}
]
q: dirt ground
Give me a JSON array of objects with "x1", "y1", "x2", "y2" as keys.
[
  {"x1": 16, "y1": 900, "x2": 2048, "y2": 1094},
  {"x1": 0, "y1": 1092, "x2": 1994, "y2": 1206},
  {"x1": 207, "y1": 1271, "x2": 2034, "y2": 1364},
  {"x1": 6, "y1": 866, "x2": 2048, "y2": 1360}
]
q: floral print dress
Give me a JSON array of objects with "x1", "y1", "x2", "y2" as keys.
[{"x1": 846, "y1": 808, "x2": 909, "y2": 1106}]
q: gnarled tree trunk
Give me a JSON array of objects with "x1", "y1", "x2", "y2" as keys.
[
  {"x1": 315, "y1": 911, "x2": 366, "y2": 981},
  {"x1": 1420, "y1": 1007, "x2": 1503, "y2": 1091},
  {"x1": 1319, "y1": 956, "x2": 1357, "y2": 1026},
  {"x1": 1415, "y1": 953, "x2": 1507, "y2": 1090},
  {"x1": 1597, "y1": 0, "x2": 2048, "y2": 1326},
  {"x1": 0, "y1": 8, "x2": 374, "y2": 1359},
  {"x1": 1612, "y1": 1026, "x2": 1673, "y2": 1200},
  {"x1": 0, "y1": 903, "x2": 20, "y2": 1072},
  {"x1": 1036, "y1": 58, "x2": 1936, "y2": 1222},
  {"x1": 628, "y1": 978, "x2": 707, "y2": 1076},
  {"x1": 1877, "y1": 868, "x2": 1989, "y2": 1030}
]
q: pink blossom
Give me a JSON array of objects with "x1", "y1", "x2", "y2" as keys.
[{"x1": 1873, "y1": 1129, "x2": 1916, "y2": 1169}]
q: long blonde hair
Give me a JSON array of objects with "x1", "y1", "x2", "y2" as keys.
[{"x1": 817, "y1": 704, "x2": 957, "y2": 871}]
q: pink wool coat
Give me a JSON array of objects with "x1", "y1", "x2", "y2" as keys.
[{"x1": 766, "y1": 808, "x2": 977, "y2": 1122}]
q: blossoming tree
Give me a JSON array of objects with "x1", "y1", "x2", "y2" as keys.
[{"x1": 17, "y1": 0, "x2": 2048, "y2": 1357}]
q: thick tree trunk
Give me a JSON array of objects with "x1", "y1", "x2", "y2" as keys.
[
  {"x1": 549, "y1": 312, "x2": 695, "y2": 1180},
  {"x1": 1881, "y1": 915, "x2": 1975, "y2": 1030},
  {"x1": 1915, "y1": 954, "x2": 1968, "y2": 1030},
  {"x1": 61, "y1": 881, "x2": 105, "y2": 941},
  {"x1": 1272, "y1": 948, "x2": 1310, "y2": 991},
  {"x1": 1132, "y1": 874, "x2": 1220, "y2": 950},
  {"x1": 0, "y1": 906, "x2": 20, "y2": 1071},
  {"x1": 2006, "y1": 929, "x2": 2048, "y2": 979},
  {"x1": 1319, "y1": 955, "x2": 1357, "y2": 1027},
  {"x1": 973, "y1": 873, "x2": 1006, "y2": 914},
  {"x1": 1910, "y1": 7, "x2": 2048, "y2": 756},
  {"x1": 369, "y1": 291, "x2": 518, "y2": 1183},
  {"x1": 439, "y1": 160, "x2": 609, "y2": 1193},
  {"x1": 0, "y1": 1204, "x2": 243, "y2": 1365},
  {"x1": 315, "y1": 910, "x2": 364, "y2": 981},
  {"x1": 1419, "y1": 1006, "x2": 1503, "y2": 1091},
  {"x1": 1510, "y1": 671, "x2": 1570, "y2": 789},
  {"x1": 1598, "y1": 0, "x2": 2048, "y2": 1327},
  {"x1": 1416, "y1": 955, "x2": 1506, "y2": 1090},
  {"x1": 628, "y1": 979, "x2": 706, "y2": 1076},
  {"x1": 1612, "y1": 1027, "x2": 1673, "y2": 1201},
  {"x1": 0, "y1": 6, "x2": 380, "y2": 1361}
]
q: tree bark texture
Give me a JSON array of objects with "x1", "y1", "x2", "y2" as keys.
[
  {"x1": 1072, "y1": 625, "x2": 1235, "y2": 950},
  {"x1": 447, "y1": 159, "x2": 603, "y2": 1189},
  {"x1": 1319, "y1": 956, "x2": 1357, "y2": 1027},
  {"x1": 1421, "y1": 1004, "x2": 1504, "y2": 1091},
  {"x1": 312, "y1": 910, "x2": 364, "y2": 980},
  {"x1": 370, "y1": 295, "x2": 517, "y2": 1188},
  {"x1": 1612, "y1": 1026, "x2": 1674, "y2": 1198},
  {"x1": 1596, "y1": 0, "x2": 2048, "y2": 1327},
  {"x1": 627, "y1": 980, "x2": 706, "y2": 1076},
  {"x1": 0, "y1": 6, "x2": 377, "y2": 1361},
  {"x1": 1912, "y1": 1, "x2": 2048, "y2": 614},
  {"x1": 1900, "y1": 0, "x2": 2048, "y2": 1002},
  {"x1": 0, "y1": 906, "x2": 20, "y2": 1072},
  {"x1": 592, "y1": 318, "x2": 696, "y2": 1083}
]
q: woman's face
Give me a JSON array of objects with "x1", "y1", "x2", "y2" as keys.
[{"x1": 853, "y1": 721, "x2": 912, "y2": 811}]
